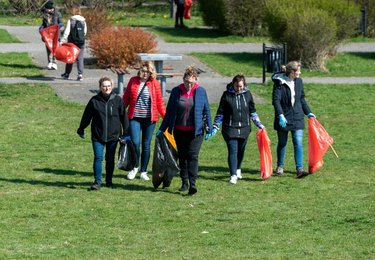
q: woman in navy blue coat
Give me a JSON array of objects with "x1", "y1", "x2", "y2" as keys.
[
  {"x1": 158, "y1": 66, "x2": 212, "y2": 195},
  {"x1": 272, "y1": 61, "x2": 315, "y2": 178}
]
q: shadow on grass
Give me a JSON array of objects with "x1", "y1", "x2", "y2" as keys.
[
  {"x1": 0, "y1": 62, "x2": 40, "y2": 70},
  {"x1": 153, "y1": 26, "x2": 229, "y2": 39},
  {"x1": 343, "y1": 52, "x2": 375, "y2": 60}
]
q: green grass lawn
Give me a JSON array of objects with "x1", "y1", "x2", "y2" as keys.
[
  {"x1": 0, "y1": 52, "x2": 43, "y2": 77},
  {"x1": 0, "y1": 82, "x2": 374, "y2": 258},
  {"x1": 191, "y1": 52, "x2": 375, "y2": 77},
  {"x1": 0, "y1": 28, "x2": 21, "y2": 43}
]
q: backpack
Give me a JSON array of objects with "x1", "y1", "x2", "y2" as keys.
[{"x1": 68, "y1": 19, "x2": 85, "y2": 46}]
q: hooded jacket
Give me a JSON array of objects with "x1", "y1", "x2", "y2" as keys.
[
  {"x1": 77, "y1": 92, "x2": 128, "y2": 142},
  {"x1": 160, "y1": 83, "x2": 212, "y2": 137},
  {"x1": 213, "y1": 83, "x2": 257, "y2": 139},
  {"x1": 272, "y1": 72, "x2": 311, "y2": 131}
]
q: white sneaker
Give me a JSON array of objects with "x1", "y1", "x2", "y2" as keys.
[
  {"x1": 51, "y1": 63, "x2": 57, "y2": 70},
  {"x1": 236, "y1": 169, "x2": 242, "y2": 179},
  {"x1": 47, "y1": 62, "x2": 53, "y2": 70},
  {"x1": 229, "y1": 175, "x2": 238, "y2": 184},
  {"x1": 127, "y1": 167, "x2": 138, "y2": 180},
  {"x1": 140, "y1": 172, "x2": 150, "y2": 181}
]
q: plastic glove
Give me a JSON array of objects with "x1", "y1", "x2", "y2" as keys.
[
  {"x1": 38, "y1": 26, "x2": 44, "y2": 31},
  {"x1": 78, "y1": 134, "x2": 85, "y2": 139},
  {"x1": 279, "y1": 114, "x2": 287, "y2": 128},
  {"x1": 121, "y1": 135, "x2": 131, "y2": 142},
  {"x1": 156, "y1": 130, "x2": 162, "y2": 137},
  {"x1": 205, "y1": 128, "x2": 218, "y2": 140},
  {"x1": 307, "y1": 113, "x2": 316, "y2": 118}
]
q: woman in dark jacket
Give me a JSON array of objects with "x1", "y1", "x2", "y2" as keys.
[
  {"x1": 205, "y1": 74, "x2": 265, "y2": 184},
  {"x1": 77, "y1": 76, "x2": 129, "y2": 190},
  {"x1": 272, "y1": 61, "x2": 315, "y2": 178},
  {"x1": 157, "y1": 66, "x2": 212, "y2": 195}
]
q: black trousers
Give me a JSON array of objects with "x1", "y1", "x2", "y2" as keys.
[
  {"x1": 175, "y1": 3, "x2": 184, "y2": 26},
  {"x1": 174, "y1": 129, "x2": 204, "y2": 186}
]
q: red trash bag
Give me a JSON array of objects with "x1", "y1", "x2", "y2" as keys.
[
  {"x1": 256, "y1": 129, "x2": 273, "y2": 179},
  {"x1": 184, "y1": 0, "x2": 193, "y2": 19},
  {"x1": 308, "y1": 117, "x2": 334, "y2": 174},
  {"x1": 54, "y1": 43, "x2": 80, "y2": 64},
  {"x1": 39, "y1": 24, "x2": 59, "y2": 54}
]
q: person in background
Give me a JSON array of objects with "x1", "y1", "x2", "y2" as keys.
[
  {"x1": 174, "y1": 0, "x2": 186, "y2": 28},
  {"x1": 271, "y1": 61, "x2": 316, "y2": 178},
  {"x1": 39, "y1": 0, "x2": 63, "y2": 70},
  {"x1": 123, "y1": 61, "x2": 166, "y2": 181},
  {"x1": 157, "y1": 66, "x2": 212, "y2": 195},
  {"x1": 77, "y1": 76, "x2": 129, "y2": 190},
  {"x1": 205, "y1": 74, "x2": 265, "y2": 184},
  {"x1": 60, "y1": 4, "x2": 87, "y2": 81}
]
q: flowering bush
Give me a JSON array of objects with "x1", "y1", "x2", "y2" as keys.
[{"x1": 89, "y1": 26, "x2": 157, "y2": 69}]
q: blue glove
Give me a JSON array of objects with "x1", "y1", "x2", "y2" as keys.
[
  {"x1": 121, "y1": 135, "x2": 131, "y2": 142},
  {"x1": 78, "y1": 134, "x2": 85, "y2": 139},
  {"x1": 205, "y1": 128, "x2": 218, "y2": 140},
  {"x1": 279, "y1": 114, "x2": 287, "y2": 128},
  {"x1": 156, "y1": 130, "x2": 162, "y2": 137},
  {"x1": 307, "y1": 113, "x2": 316, "y2": 118},
  {"x1": 39, "y1": 26, "x2": 44, "y2": 31}
]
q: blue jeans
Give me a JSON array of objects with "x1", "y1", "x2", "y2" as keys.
[
  {"x1": 276, "y1": 129, "x2": 304, "y2": 170},
  {"x1": 129, "y1": 117, "x2": 156, "y2": 172},
  {"x1": 223, "y1": 136, "x2": 248, "y2": 176},
  {"x1": 92, "y1": 140, "x2": 118, "y2": 185}
]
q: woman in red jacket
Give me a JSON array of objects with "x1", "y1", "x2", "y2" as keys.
[{"x1": 123, "y1": 61, "x2": 166, "y2": 181}]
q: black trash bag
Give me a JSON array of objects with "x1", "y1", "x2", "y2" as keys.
[
  {"x1": 152, "y1": 133, "x2": 179, "y2": 189},
  {"x1": 118, "y1": 139, "x2": 138, "y2": 171}
]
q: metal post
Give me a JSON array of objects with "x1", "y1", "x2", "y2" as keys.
[
  {"x1": 262, "y1": 43, "x2": 266, "y2": 84},
  {"x1": 170, "y1": 0, "x2": 174, "y2": 19},
  {"x1": 155, "y1": 60, "x2": 166, "y2": 96},
  {"x1": 117, "y1": 73, "x2": 124, "y2": 96}
]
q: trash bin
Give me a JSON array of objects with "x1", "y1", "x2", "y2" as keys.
[{"x1": 266, "y1": 48, "x2": 283, "y2": 73}]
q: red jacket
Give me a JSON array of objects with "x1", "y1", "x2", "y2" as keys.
[{"x1": 123, "y1": 76, "x2": 166, "y2": 122}]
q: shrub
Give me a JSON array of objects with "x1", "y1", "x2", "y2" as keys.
[
  {"x1": 89, "y1": 26, "x2": 157, "y2": 69},
  {"x1": 81, "y1": 8, "x2": 111, "y2": 36},
  {"x1": 265, "y1": 0, "x2": 360, "y2": 71},
  {"x1": 199, "y1": 0, "x2": 267, "y2": 36}
]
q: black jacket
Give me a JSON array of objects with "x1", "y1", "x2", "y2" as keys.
[
  {"x1": 272, "y1": 72, "x2": 311, "y2": 131},
  {"x1": 77, "y1": 92, "x2": 128, "y2": 142},
  {"x1": 214, "y1": 83, "x2": 257, "y2": 139}
]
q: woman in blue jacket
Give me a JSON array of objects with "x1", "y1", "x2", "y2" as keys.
[
  {"x1": 206, "y1": 74, "x2": 265, "y2": 184},
  {"x1": 77, "y1": 76, "x2": 129, "y2": 190},
  {"x1": 157, "y1": 66, "x2": 212, "y2": 195},
  {"x1": 272, "y1": 61, "x2": 315, "y2": 178}
]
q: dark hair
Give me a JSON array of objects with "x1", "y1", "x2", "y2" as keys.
[{"x1": 232, "y1": 74, "x2": 246, "y2": 86}]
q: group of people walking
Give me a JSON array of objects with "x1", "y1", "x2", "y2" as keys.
[{"x1": 77, "y1": 60, "x2": 316, "y2": 195}]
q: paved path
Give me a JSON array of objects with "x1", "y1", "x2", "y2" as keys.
[{"x1": 1, "y1": 25, "x2": 375, "y2": 105}]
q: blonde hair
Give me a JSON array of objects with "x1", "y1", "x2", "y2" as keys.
[
  {"x1": 183, "y1": 65, "x2": 198, "y2": 80},
  {"x1": 282, "y1": 61, "x2": 301, "y2": 76},
  {"x1": 137, "y1": 61, "x2": 157, "y2": 80},
  {"x1": 99, "y1": 76, "x2": 113, "y2": 88}
]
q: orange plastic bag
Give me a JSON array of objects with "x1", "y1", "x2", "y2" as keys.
[
  {"x1": 308, "y1": 117, "x2": 334, "y2": 174},
  {"x1": 39, "y1": 24, "x2": 59, "y2": 54},
  {"x1": 184, "y1": 0, "x2": 193, "y2": 19},
  {"x1": 256, "y1": 129, "x2": 273, "y2": 179},
  {"x1": 54, "y1": 43, "x2": 80, "y2": 64}
]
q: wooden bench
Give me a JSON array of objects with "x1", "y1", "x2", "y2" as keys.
[{"x1": 137, "y1": 53, "x2": 183, "y2": 96}]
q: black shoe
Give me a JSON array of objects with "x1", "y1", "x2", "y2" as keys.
[
  {"x1": 296, "y1": 168, "x2": 309, "y2": 178},
  {"x1": 105, "y1": 182, "x2": 113, "y2": 189},
  {"x1": 61, "y1": 73, "x2": 69, "y2": 79},
  {"x1": 179, "y1": 183, "x2": 188, "y2": 191},
  {"x1": 90, "y1": 183, "x2": 101, "y2": 190},
  {"x1": 188, "y1": 185, "x2": 197, "y2": 195}
]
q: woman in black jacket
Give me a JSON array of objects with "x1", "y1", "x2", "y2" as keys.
[
  {"x1": 272, "y1": 61, "x2": 315, "y2": 178},
  {"x1": 206, "y1": 74, "x2": 265, "y2": 184},
  {"x1": 77, "y1": 76, "x2": 129, "y2": 190}
]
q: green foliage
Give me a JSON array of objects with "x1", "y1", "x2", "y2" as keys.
[
  {"x1": 265, "y1": 0, "x2": 360, "y2": 71},
  {"x1": 0, "y1": 83, "x2": 374, "y2": 258},
  {"x1": 199, "y1": 0, "x2": 267, "y2": 36}
]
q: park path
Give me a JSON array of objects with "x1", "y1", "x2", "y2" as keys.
[{"x1": 1, "y1": 25, "x2": 375, "y2": 104}]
